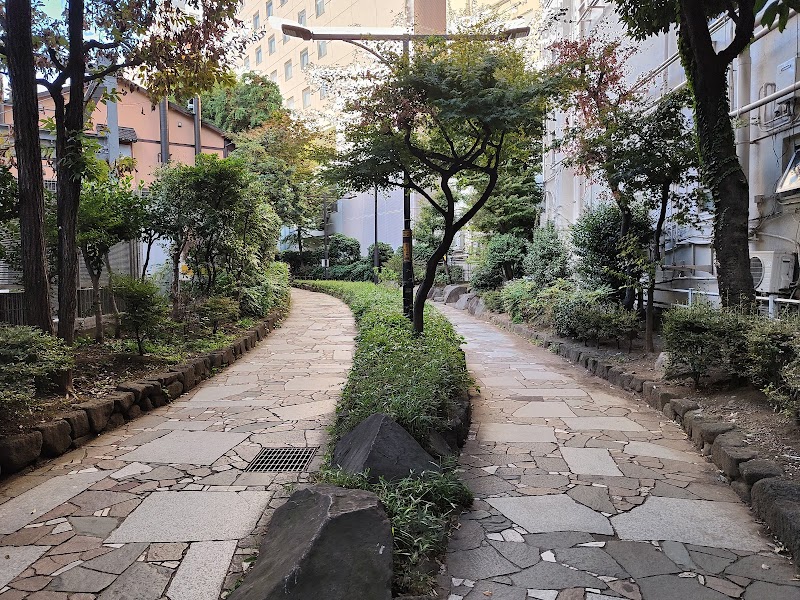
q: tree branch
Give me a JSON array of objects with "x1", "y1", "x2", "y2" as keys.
[
  {"x1": 717, "y1": 0, "x2": 756, "y2": 66},
  {"x1": 85, "y1": 58, "x2": 143, "y2": 82},
  {"x1": 84, "y1": 39, "x2": 121, "y2": 52},
  {"x1": 46, "y1": 46, "x2": 66, "y2": 72}
]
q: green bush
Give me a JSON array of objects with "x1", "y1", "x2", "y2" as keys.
[
  {"x1": 0, "y1": 326, "x2": 73, "y2": 419},
  {"x1": 571, "y1": 202, "x2": 652, "y2": 294},
  {"x1": 112, "y1": 276, "x2": 169, "y2": 355},
  {"x1": 300, "y1": 281, "x2": 473, "y2": 594},
  {"x1": 240, "y1": 261, "x2": 290, "y2": 317},
  {"x1": 500, "y1": 279, "x2": 539, "y2": 323},
  {"x1": 470, "y1": 233, "x2": 527, "y2": 291},
  {"x1": 297, "y1": 281, "x2": 471, "y2": 447},
  {"x1": 523, "y1": 222, "x2": 570, "y2": 288},
  {"x1": 481, "y1": 290, "x2": 504, "y2": 312},
  {"x1": 662, "y1": 302, "x2": 747, "y2": 388},
  {"x1": 319, "y1": 466, "x2": 472, "y2": 595},
  {"x1": 197, "y1": 296, "x2": 240, "y2": 334}
]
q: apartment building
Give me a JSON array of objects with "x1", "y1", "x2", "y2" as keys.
[{"x1": 539, "y1": 1, "x2": 800, "y2": 306}]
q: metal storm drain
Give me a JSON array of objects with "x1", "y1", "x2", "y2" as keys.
[{"x1": 245, "y1": 447, "x2": 319, "y2": 473}]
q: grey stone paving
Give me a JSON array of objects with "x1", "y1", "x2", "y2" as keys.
[
  {"x1": 0, "y1": 289, "x2": 355, "y2": 600},
  {"x1": 436, "y1": 303, "x2": 800, "y2": 600}
]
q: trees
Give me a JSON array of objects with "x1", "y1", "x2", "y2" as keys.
[
  {"x1": 4, "y1": 0, "x2": 242, "y2": 343},
  {"x1": 201, "y1": 72, "x2": 283, "y2": 134},
  {"x1": 4, "y1": 0, "x2": 54, "y2": 333},
  {"x1": 329, "y1": 34, "x2": 550, "y2": 333},
  {"x1": 608, "y1": 0, "x2": 774, "y2": 305},
  {"x1": 78, "y1": 164, "x2": 142, "y2": 342}
]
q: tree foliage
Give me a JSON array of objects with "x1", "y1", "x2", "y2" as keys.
[
  {"x1": 201, "y1": 72, "x2": 284, "y2": 134},
  {"x1": 327, "y1": 30, "x2": 552, "y2": 332}
]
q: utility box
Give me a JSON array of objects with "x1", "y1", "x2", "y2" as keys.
[{"x1": 776, "y1": 57, "x2": 800, "y2": 97}]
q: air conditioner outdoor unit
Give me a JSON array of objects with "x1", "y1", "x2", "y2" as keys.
[{"x1": 750, "y1": 251, "x2": 796, "y2": 294}]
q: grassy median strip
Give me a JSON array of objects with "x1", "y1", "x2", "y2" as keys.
[{"x1": 297, "y1": 281, "x2": 473, "y2": 595}]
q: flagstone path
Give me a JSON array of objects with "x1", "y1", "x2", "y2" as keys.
[
  {"x1": 0, "y1": 288, "x2": 355, "y2": 600},
  {"x1": 437, "y1": 303, "x2": 800, "y2": 600}
]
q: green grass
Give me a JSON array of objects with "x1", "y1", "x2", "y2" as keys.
[{"x1": 298, "y1": 281, "x2": 474, "y2": 595}]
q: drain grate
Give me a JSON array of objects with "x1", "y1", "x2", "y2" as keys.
[{"x1": 245, "y1": 447, "x2": 319, "y2": 472}]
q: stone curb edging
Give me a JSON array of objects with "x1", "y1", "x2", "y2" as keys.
[
  {"x1": 448, "y1": 294, "x2": 800, "y2": 564},
  {"x1": 0, "y1": 308, "x2": 288, "y2": 478}
]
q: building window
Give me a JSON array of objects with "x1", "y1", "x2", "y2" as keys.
[
  {"x1": 300, "y1": 49, "x2": 309, "y2": 69},
  {"x1": 298, "y1": 10, "x2": 306, "y2": 25},
  {"x1": 268, "y1": 35, "x2": 276, "y2": 54},
  {"x1": 244, "y1": 56, "x2": 250, "y2": 69},
  {"x1": 266, "y1": 0, "x2": 273, "y2": 16},
  {"x1": 253, "y1": 11, "x2": 260, "y2": 30},
  {"x1": 270, "y1": 71, "x2": 278, "y2": 81},
  {"x1": 279, "y1": 0, "x2": 286, "y2": 5},
  {"x1": 255, "y1": 46, "x2": 263, "y2": 65},
  {"x1": 315, "y1": 0, "x2": 324, "y2": 17},
  {"x1": 320, "y1": 87, "x2": 328, "y2": 99},
  {"x1": 283, "y1": 33, "x2": 289, "y2": 44},
  {"x1": 302, "y1": 87, "x2": 312, "y2": 108},
  {"x1": 286, "y1": 97, "x2": 295, "y2": 110},
  {"x1": 317, "y1": 40, "x2": 327, "y2": 58},
  {"x1": 284, "y1": 60, "x2": 293, "y2": 80}
]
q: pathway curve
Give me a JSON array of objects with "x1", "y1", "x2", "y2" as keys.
[
  {"x1": 0, "y1": 288, "x2": 355, "y2": 600},
  {"x1": 437, "y1": 303, "x2": 800, "y2": 600}
]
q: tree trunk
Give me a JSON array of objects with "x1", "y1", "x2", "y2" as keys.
[
  {"x1": 619, "y1": 203, "x2": 636, "y2": 311},
  {"x1": 141, "y1": 234, "x2": 155, "y2": 279},
  {"x1": 413, "y1": 229, "x2": 455, "y2": 334},
  {"x1": 104, "y1": 253, "x2": 121, "y2": 338},
  {"x1": 52, "y1": 0, "x2": 86, "y2": 344},
  {"x1": 171, "y1": 243, "x2": 183, "y2": 319},
  {"x1": 88, "y1": 268, "x2": 103, "y2": 343},
  {"x1": 646, "y1": 182, "x2": 670, "y2": 353},
  {"x1": 678, "y1": 6, "x2": 755, "y2": 306},
  {"x1": 6, "y1": 0, "x2": 54, "y2": 333},
  {"x1": 297, "y1": 226, "x2": 304, "y2": 267}
]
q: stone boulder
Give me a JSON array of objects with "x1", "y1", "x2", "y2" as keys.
[
  {"x1": 228, "y1": 485, "x2": 392, "y2": 600},
  {"x1": 443, "y1": 284, "x2": 468, "y2": 304},
  {"x1": 455, "y1": 292, "x2": 476, "y2": 310},
  {"x1": 333, "y1": 413, "x2": 441, "y2": 482},
  {"x1": 75, "y1": 399, "x2": 114, "y2": 434},
  {"x1": 0, "y1": 431, "x2": 42, "y2": 473},
  {"x1": 752, "y1": 478, "x2": 800, "y2": 562},
  {"x1": 34, "y1": 420, "x2": 72, "y2": 457}
]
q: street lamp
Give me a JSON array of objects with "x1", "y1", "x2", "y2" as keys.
[{"x1": 272, "y1": 16, "x2": 530, "y2": 315}]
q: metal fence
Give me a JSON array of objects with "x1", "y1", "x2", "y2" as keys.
[{"x1": 0, "y1": 288, "x2": 122, "y2": 327}]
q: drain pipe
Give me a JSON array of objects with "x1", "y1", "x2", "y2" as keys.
[
  {"x1": 193, "y1": 95, "x2": 202, "y2": 157},
  {"x1": 159, "y1": 98, "x2": 170, "y2": 163}
]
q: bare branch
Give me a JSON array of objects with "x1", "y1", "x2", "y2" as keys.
[
  {"x1": 85, "y1": 58, "x2": 143, "y2": 82},
  {"x1": 84, "y1": 39, "x2": 121, "y2": 52}
]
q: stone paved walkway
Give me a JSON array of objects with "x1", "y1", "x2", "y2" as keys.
[
  {"x1": 0, "y1": 288, "x2": 354, "y2": 600},
  {"x1": 437, "y1": 303, "x2": 800, "y2": 600}
]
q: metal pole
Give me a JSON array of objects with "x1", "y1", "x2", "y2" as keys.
[
  {"x1": 373, "y1": 184, "x2": 380, "y2": 284},
  {"x1": 323, "y1": 199, "x2": 329, "y2": 279},
  {"x1": 159, "y1": 98, "x2": 170, "y2": 163},
  {"x1": 193, "y1": 95, "x2": 202, "y2": 157},
  {"x1": 401, "y1": 38, "x2": 414, "y2": 318}
]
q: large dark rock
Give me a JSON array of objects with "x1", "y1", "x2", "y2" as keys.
[
  {"x1": 75, "y1": 399, "x2": 115, "y2": 433},
  {"x1": 61, "y1": 410, "x2": 90, "y2": 439},
  {"x1": 711, "y1": 432, "x2": 757, "y2": 479},
  {"x1": 34, "y1": 420, "x2": 72, "y2": 457},
  {"x1": 333, "y1": 413, "x2": 440, "y2": 482},
  {"x1": 751, "y1": 478, "x2": 800, "y2": 562},
  {"x1": 228, "y1": 485, "x2": 392, "y2": 600},
  {"x1": 0, "y1": 431, "x2": 42, "y2": 473},
  {"x1": 740, "y1": 459, "x2": 784, "y2": 485}
]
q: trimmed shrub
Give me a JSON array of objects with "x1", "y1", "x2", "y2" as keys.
[
  {"x1": 470, "y1": 233, "x2": 527, "y2": 291},
  {"x1": 0, "y1": 326, "x2": 73, "y2": 419},
  {"x1": 523, "y1": 222, "x2": 570, "y2": 288},
  {"x1": 482, "y1": 290, "x2": 504, "y2": 312},
  {"x1": 662, "y1": 302, "x2": 748, "y2": 388},
  {"x1": 113, "y1": 276, "x2": 169, "y2": 355},
  {"x1": 240, "y1": 261, "x2": 290, "y2": 317},
  {"x1": 197, "y1": 296, "x2": 240, "y2": 334}
]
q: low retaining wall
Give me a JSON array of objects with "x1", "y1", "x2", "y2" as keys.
[
  {"x1": 0, "y1": 310, "x2": 287, "y2": 478},
  {"x1": 449, "y1": 297, "x2": 800, "y2": 565}
]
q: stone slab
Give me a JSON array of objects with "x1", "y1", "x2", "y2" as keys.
[
  {"x1": 512, "y1": 402, "x2": 577, "y2": 419},
  {"x1": 623, "y1": 441, "x2": 699, "y2": 463},
  {"x1": 0, "y1": 546, "x2": 48, "y2": 588},
  {"x1": 562, "y1": 417, "x2": 646, "y2": 432},
  {"x1": 271, "y1": 399, "x2": 336, "y2": 421},
  {"x1": 478, "y1": 424, "x2": 556, "y2": 443},
  {"x1": 106, "y1": 491, "x2": 272, "y2": 542},
  {"x1": 0, "y1": 471, "x2": 108, "y2": 534},
  {"x1": 154, "y1": 420, "x2": 211, "y2": 431},
  {"x1": 515, "y1": 389, "x2": 587, "y2": 397},
  {"x1": 446, "y1": 546, "x2": 519, "y2": 580},
  {"x1": 97, "y1": 561, "x2": 172, "y2": 599},
  {"x1": 560, "y1": 447, "x2": 623, "y2": 477},
  {"x1": 611, "y1": 497, "x2": 769, "y2": 551},
  {"x1": 487, "y1": 495, "x2": 613, "y2": 535},
  {"x1": 83, "y1": 542, "x2": 147, "y2": 574},
  {"x1": 118, "y1": 431, "x2": 248, "y2": 466},
  {"x1": 188, "y1": 384, "x2": 258, "y2": 403},
  {"x1": 166, "y1": 540, "x2": 238, "y2": 600}
]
